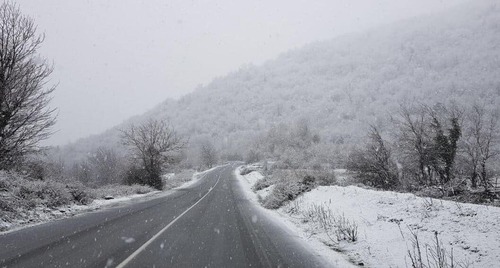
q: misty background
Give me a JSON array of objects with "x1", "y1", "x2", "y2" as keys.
[{"x1": 19, "y1": 0, "x2": 468, "y2": 145}]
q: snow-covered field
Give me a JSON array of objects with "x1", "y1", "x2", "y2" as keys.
[{"x1": 237, "y1": 166, "x2": 500, "y2": 267}]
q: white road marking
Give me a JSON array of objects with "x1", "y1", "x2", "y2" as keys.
[{"x1": 116, "y1": 173, "x2": 221, "y2": 268}]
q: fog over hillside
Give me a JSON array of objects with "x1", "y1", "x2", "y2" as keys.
[{"x1": 57, "y1": 0, "x2": 500, "y2": 166}]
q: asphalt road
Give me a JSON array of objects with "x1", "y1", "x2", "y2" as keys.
[{"x1": 0, "y1": 164, "x2": 331, "y2": 268}]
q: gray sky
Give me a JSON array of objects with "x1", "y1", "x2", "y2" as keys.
[{"x1": 19, "y1": 0, "x2": 468, "y2": 145}]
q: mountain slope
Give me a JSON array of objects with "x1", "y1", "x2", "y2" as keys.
[{"x1": 60, "y1": 0, "x2": 500, "y2": 164}]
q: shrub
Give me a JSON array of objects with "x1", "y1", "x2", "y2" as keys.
[
  {"x1": 41, "y1": 182, "x2": 73, "y2": 207},
  {"x1": 240, "y1": 166, "x2": 258, "y2": 176},
  {"x1": 300, "y1": 203, "x2": 358, "y2": 243},
  {"x1": 262, "y1": 173, "x2": 317, "y2": 209},
  {"x1": 252, "y1": 176, "x2": 273, "y2": 191},
  {"x1": 14, "y1": 179, "x2": 73, "y2": 208},
  {"x1": 124, "y1": 165, "x2": 149, "y2": 186},
  {"x1": 255, "y1": 168, "x2": 336, "y2": 209},
  {"x1": 66, "y1": 182, "x2": 94, "y2": 205},
  {"x1": 123, "y1": 163, "x2": 163, "y2": 190},
  {"x1": 263, "y1": 180, "x2": 302, "y2": 209},
  {"x1": 302, "y1": 175, "x2": 315, "y2": 186}
]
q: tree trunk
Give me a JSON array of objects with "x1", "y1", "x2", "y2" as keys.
[
  {"x1": 480, "y1": 160, "x2": 488, "y2": 192},
  {"x1": 471, "y1": 169, "x2": 478, "y2": 188}
]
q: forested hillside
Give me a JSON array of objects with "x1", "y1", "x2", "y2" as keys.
[{"x1": 58, "y1": 0, "x2": 500, "y2": 168}]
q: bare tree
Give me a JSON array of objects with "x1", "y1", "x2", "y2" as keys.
[
  {"x1": 121, "y1": 119, "x2": 185, "y2": 189},
  {"x1": 394, "y1": 103, "x2": 463, "y2": 188},
  {"x1": 87, "y1": 147, "x2": 124, "y2": 185},
  {"x1": 0, "y1": 2, "x2": 56, "y2": 168},
  {"x1": 393, "y1": 103, "x2": 434, "y2": 185},
  {"x1": 346, "y1": 125, "x2": 398, "y2": 189},
  {"x1": 199, "y1": 140, "x2": 217, "y2": 169},
  {"x1": 462, "y1": 104, "x2": 499, "y2": 190}
]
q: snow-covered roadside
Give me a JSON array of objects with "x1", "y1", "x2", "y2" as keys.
[
  {"x1": 236, "y1": 166, "x2": 500, "y2": 267},
  {"x1": 0, "y1": 190, "x2": 158, "y2": 234},
  {"x1": 234, "y1": 166, "x2": 356, "y2": 267},
  {"x1": 0, "y1": 171, "x2": 201, "y2": 234}
]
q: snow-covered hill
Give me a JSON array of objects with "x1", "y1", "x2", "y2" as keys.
[{"x1": 59, "y1": 0, "x2": 500, "y2": 164}]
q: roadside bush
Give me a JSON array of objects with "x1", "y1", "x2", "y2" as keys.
[
  {"x1": 124, "y1": 165, "x2": 149, "y2": 186},
  {"x1": 262, "y1": 170, "x2": 324, "y2": 209},
  {"x1": 67, "y1": 182, "x2": 94, "y2": 205},
  {"x1": 263, "y1": 180, "x2": 302, "y2": 209},
  {"x1": 240, "y1": 166, "x2": 259, "y2": 176},
  {"x1": 123, "y1": 163, "x2": 163, "y2": 190},
  {"x1": 41, "y1": 182, "x2": 73, "y2": 207},
  {"x1": 13, "y1": 179, "x2": 73, "y2": 208},
  {"x1": 0, "y1": 198, "x2": 16, "y2": 212},
  {"x1": 252, "y1": 176, "x2": 273, "y2": 191},
  {"x1": 0, "y1": 171, "x2": 97, "y2": 211}
]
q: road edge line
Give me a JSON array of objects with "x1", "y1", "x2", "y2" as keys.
[{"x1": 115, "y1": 173, "x2": 221, "y2": 268}]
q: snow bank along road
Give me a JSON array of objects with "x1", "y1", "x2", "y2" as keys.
[{"x1": 0, "y1": 164, "x2": 330, "y2": 267}]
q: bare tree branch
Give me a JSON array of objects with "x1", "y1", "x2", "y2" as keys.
[
  {"x1": 0, "y1": 2, "x2": 56, "y2": 168},
  {"x1": 120, "y1": 119, "x2": 186, "y2": 189}
]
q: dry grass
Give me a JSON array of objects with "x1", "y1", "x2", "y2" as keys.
[{"x1": 407, "y1": 230, "x2": 470, "y2": 268}]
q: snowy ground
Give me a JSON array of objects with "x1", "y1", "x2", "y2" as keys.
[
  {"x1": 0, "y1": 171, "x2": 201, "y2": 234},
  {"x1": 236, "y1": 166, "x2": 500, "y2": 267}
]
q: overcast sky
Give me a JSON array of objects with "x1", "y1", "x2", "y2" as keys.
[{"x1": 19, "y1": 0, "x2": 468, "y2": 146}]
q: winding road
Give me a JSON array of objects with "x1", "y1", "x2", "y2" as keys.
[{"x1": 0, "y1": 164, "x2": 331, "y2": 267}]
